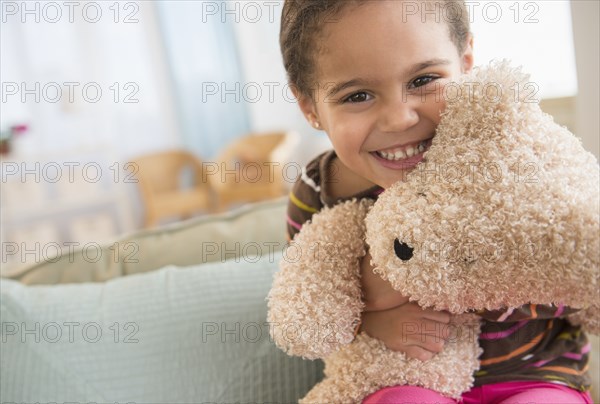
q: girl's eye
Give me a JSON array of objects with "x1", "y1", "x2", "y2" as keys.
[
  {"x1": 410, "y1": 75, "x2": 437, "y2": 89},
  {"x1": 342, "y1": 92, "x2": 371, "y2": 103}
]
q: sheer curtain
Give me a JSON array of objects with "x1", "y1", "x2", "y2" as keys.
[
  {"x1": 0, "y1": 2, "x2": 180, "y2": 159},
  {"x1": 155, "y1": 0, "x2": 250, "y2": 159}
]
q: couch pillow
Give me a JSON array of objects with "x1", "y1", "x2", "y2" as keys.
[
  {"x1": 3, "y1": 197, "x2": 287, "y2": 285},
  {"x1": 0, "y1": 251, "x2": 323, "y2": 403}
]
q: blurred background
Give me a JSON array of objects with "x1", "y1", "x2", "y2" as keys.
[{"x1": 1, "y1": 0, "x2": 598, "y2": 271}]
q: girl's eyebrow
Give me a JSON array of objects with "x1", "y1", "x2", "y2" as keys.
[
  {"x1": 407, "y1": 58, "x2": 451, "y2": 76},
  {"x1": 324, "y1": 58, "x2": 451, "y2": 99}
]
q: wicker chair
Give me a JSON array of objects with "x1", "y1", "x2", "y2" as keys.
[
  {"x1": 130, "y1": 150, "x2": 215, "y2": 228},
  {"x1": 208, "y1": 132, "x2": 288, "y2": 212}
]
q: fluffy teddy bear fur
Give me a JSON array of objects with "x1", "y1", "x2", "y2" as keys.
[{"x1": 267, "y1": 61, "x2": 599, "y2": 403}]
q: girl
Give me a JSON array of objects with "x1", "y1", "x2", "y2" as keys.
[{"x1": 280, "y1": 0, "x2": 593, "y2": 403}]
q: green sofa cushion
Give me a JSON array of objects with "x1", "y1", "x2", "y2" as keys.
[{"x1": 1, "y1": 251, "x2": 323, "y2": 403}]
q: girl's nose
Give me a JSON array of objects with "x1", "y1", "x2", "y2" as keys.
[{"x1": 378, "y1": 99, "x2": 419, "y2": 134}]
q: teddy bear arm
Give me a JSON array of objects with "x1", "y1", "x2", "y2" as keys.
[{"x1": 267, "y1": 199, "x2": 371, "y2": 359}]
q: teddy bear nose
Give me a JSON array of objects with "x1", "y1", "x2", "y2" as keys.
[{"x1": 394, "y1": 239, "x2": 414, "y2": 261}]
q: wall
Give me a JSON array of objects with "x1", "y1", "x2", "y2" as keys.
[{"x1": 570, "y1": 1, "x2": 600, "y2": 158}]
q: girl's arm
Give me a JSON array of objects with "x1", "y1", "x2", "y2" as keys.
[
  {"x1": 359, "y1": 251, "x2": 453, "y2": 360},
  {"x1": 361, "y1": 250, "x2": 410, "y2": 312}
]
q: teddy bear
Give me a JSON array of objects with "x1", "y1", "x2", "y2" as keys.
[{"x1": 267, "y1": 61, "x2": 599, "y2": 403}]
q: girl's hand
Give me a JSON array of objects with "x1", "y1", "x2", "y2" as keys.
[
  {"x1": 359, "y1": 250, "x2": 451, "y2": 361},
  {"x1": 360, "y1": 303, "x2": 451, "y2": 361}
]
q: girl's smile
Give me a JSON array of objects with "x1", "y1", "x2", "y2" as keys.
[{"x1": 371, "y1": 137, "x2": 434, "y2": 171}]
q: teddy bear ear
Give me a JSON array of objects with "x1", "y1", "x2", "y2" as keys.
[
  {"x1": 393, "y1": 239, "x2": 414, "y2": 261},
  {"x1": 447, "y1": 59, "x2": 532, "y2": 107},
  {"x1": 435, "y1": 60, "x2": 537, "y2": 145}
]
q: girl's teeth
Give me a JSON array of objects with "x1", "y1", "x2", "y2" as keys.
[
  {"x1": 394, "y1": 150, "x2": 406, "y2": 159},
  {"x1": 377, "y1": 140, "x2": 429, "y2": 161}
]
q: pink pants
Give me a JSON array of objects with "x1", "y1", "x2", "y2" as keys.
[{"x1": 363, "y1": 381, "x2": 593, "y2": 404}]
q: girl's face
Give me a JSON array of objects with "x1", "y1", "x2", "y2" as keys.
[{"x1": 297, "y1": 1, "x2": 474, "y2": 189}]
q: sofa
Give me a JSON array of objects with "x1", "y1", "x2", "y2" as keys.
[{"x1": 1, "y1": 197, "x2": 598, "y2": 403}]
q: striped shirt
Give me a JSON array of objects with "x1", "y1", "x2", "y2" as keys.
[{"x1": 286, "y1": 149, "x2": 592, "y2": 392}]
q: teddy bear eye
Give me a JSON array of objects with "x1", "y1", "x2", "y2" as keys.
[{"x1": 394, "y1": 239, "x2": 414, "y2": 261}]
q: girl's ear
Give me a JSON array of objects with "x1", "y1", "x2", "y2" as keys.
[
  {"x1": 293, "y1": 87, "x2": 322, "y2": 130},
  {"x1": 461, "y1": 34, "x2": 475, "y2": 74}
]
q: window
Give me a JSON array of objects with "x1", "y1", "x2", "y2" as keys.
[{"x1": 469, "y1": 0, "x2": 577, "y2": 99}]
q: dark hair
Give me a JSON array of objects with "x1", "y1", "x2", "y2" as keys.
[{"x1": 280, "y1": 0, "x2": 471, "y2": 99}]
